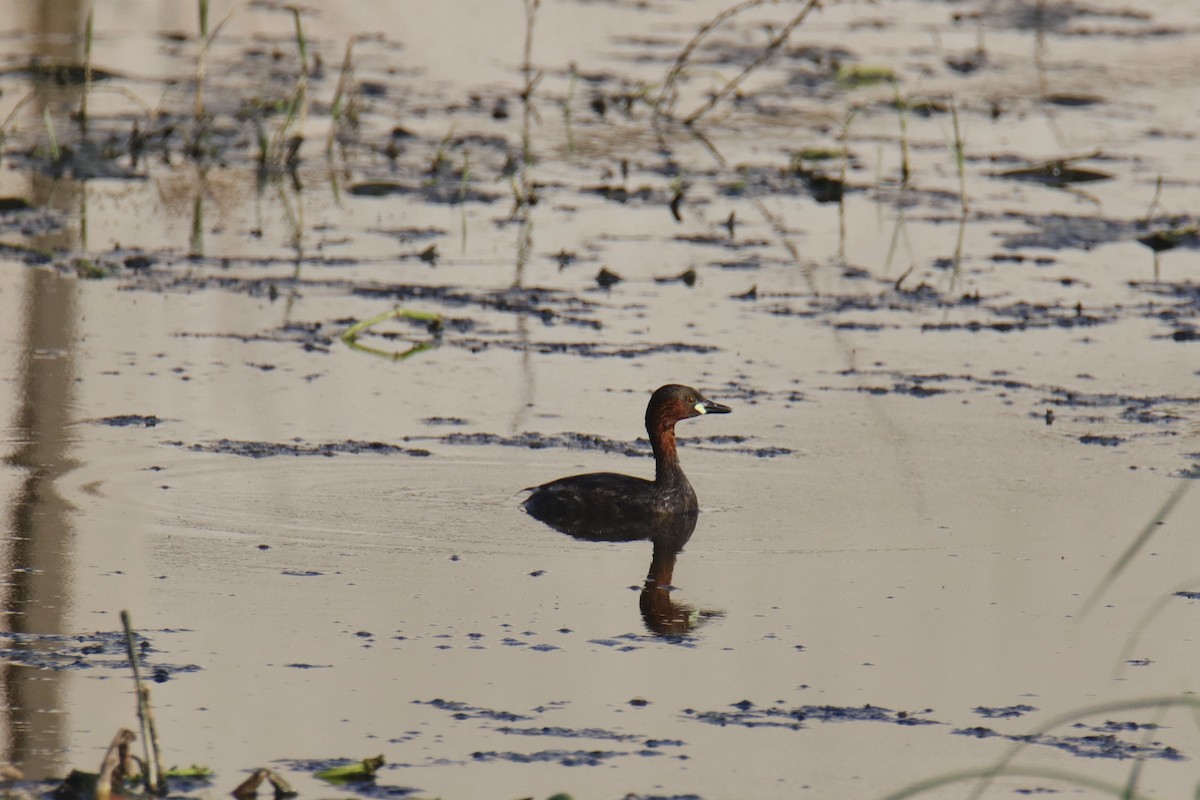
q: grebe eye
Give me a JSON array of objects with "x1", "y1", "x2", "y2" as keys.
[{"x1": 686, "y1": 395, "x2": 696, "y2": 404}]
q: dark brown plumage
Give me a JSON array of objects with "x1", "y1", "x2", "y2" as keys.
[{"x1": 521, "y1": 384, "x2": 730, "y2": 528}]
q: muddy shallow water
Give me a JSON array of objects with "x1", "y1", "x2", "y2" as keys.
[{"x1": 1, "y1": 1, "x2": 1199, "y2": 798}]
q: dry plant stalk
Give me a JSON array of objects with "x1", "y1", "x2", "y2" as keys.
[
  {"x1": 655, "y1": 0, "x2": 824, "y2": 126},
  {"x1": 121, "y1": 611, "x2": 166, "y2": 795},
  {"x1": 94, "y1": 729, "x2": 136, "y2": 800},
  {"x1": 232, "y1": 768, "x2": 269, "y2": 798},
  {"x1": 233, "y1": 768, "x2": 297, "y2": 800}
]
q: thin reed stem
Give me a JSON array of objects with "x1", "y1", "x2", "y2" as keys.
[
  {"x1": 81, "y1": 6, "x2": 94, "y2": 134},
  {"x1": 950, "y1": 97, "x2": 967, "y2": 213}
]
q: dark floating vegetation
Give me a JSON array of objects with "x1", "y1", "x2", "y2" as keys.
[
  {"x1": 93, "y1": 414, "x2": 162, "y2": 427},
  {"x1": 351, "y1": 284, "x2": 603, "y2": 329},
  {"x1": 994, "y1": 160, "x2": 1112, "y2": 186},
  {"x1": 952, "y1": 725, "x2": 1183, "y2": 761},
  {"x1": 1137, "y1": 224, "x2": 1200, "y2": 253},
  {"x1": 998, "y1": 213, "x2": 1200, "y2": 252},
  {"x1": 1, "y1": 0, "x2": 1198, "y2": 795},
  {"x1": 684, "y1": 698, "x2": 1191, "y2": 769},
  {"x1": 973, "y1": 704, "x2": 1038, "y2": 719},
  {"x1": 0, "y1": 629, "x2": 199, "y2": 677},
  {"x1": 469, "y1": 748, "x2": 677, "y2": 766},
  {"x1": 685, "y1": 701, "x2": 939, "y2": 729},
  {"x1": 437, "y1": 430, "x2": 791, "y2": 459},
  {"x1": 0, "y1": 196, "x2": 35, "y2": 213},
  {"x1": 413, "y1": 698, "x2": 535, "y2": 723},
  {"x1": 1, "y1": 59, "x2": 122, "y2": 85},
  {"x1": 855, "y1": 381, "x2": 947, "y2": 398},
  {"x1": 346, "y1": 180, "x2": 502, "y2": 205},
  {"x1": 177, "y1": 431, "x2": 790, "y2": 460},
  {"x1": 493, "y1": 725, "x2": 641, "y2": 742},
  {"x1": 1079, "y1": 434, "x2": 1124, "y2": 447},
  {"x1": 716, "y1": 163, "x2": 855, "y2": 202},
  {"x1": 182, "y1": 439, "x2": 433, "y2": 458},
  {"x1": 828, "y1": 368, "x2": 1198, "y2": 467}
]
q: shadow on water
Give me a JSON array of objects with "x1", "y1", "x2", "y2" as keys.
[{"x1": 522, "y1": 503, "x2": 720, "y2": 638}]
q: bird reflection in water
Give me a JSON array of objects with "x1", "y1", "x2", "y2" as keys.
[
  {"x1": 522, "y1": 504, "x2": 721, "y2": 637},
  {"x1": 521, "y1": 385, "x2": 730, "y2": 635}
]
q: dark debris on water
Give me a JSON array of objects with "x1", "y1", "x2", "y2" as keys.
[
  {"x1": 493, "y1": 725, "x2": 640, "y2": 742},
  {"x1": 93, "y1": 414, "x2": 162, "y2": 427},
  {"x1": 440, "y1": 431, "x2": 647, "y2": 458},
  {"x1": 423, "y1": 430, "x2": 791, "y2": 459},
  {"x1": 413, "y1": 698, "x2": 535, "y2": 723},
  {"x1": 997, "y1": 212, "x2": 1199, "y2": 251},
  {"x1": 1079, "y1": 434, "x2": 1124, "y2": 447},
  {"x1": 462, "y1": 340, "x2": 716, "y2": 358},
  {"x1": 181, "y1": 439, "x2": 433, "y2": 458},
  {"x1": 353, "y1": 283, "x2": 601, "y2": 329},
  {"x1": 952, "y1": 726, "x2": 1183, "y2": 761},
  {"x1": 973, "y1": 704, "x2": 1037, "y2": 719},
  {"x1": 178, "y1": 429, "x2": 788, "y2": 461},
  {"x1": 347, "y1": 180, "x2": 501, "y2": 205},
  {"x1": 469, "y1": 747, "x2": 675, "y2": 767},
  {"x1": 314, "y1": 782, "x2": 422, "y2": 799},
  {"x1": 0, "y1": 630, "x2": 199, "y2": 677},
  {"x1": 685, "y1": 702, "x2": 939, "y2": 730},
  {"x1": 837, "y1": 370, "x2": 1195, "y2": 453}
]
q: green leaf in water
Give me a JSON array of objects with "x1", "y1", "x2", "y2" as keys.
[{"x1": 316, "y1": 754, "x2": 384, "y2": 783}]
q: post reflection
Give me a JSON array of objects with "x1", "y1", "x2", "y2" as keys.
[
  {"x1": 1, "y1": 260, "x2": 79, "y2": 778},
  {"x1": 1, "y1": 1, "x2": 89, "y2": 773},
  {"x1": 523, "y1": 505, "x2": 720, "y2": 637}
]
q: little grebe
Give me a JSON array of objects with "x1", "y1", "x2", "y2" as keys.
[{"x1": 522, "y1": 384, "x2": 731, "y2": 523}]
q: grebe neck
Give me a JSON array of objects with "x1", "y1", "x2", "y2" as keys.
[{"x1": 647, "y1": 416, "x2": 686, "y2": 485}]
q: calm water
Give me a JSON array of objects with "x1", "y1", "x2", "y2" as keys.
[{"x1": 1, "y1": 1, "x2": 1198, "y2": 797}]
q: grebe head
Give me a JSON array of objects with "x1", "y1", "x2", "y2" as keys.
[{"x1": 647, "y1": 384, "x2": 731, "y2": 428}]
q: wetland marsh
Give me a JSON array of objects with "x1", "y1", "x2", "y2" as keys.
[{"x1": 1, "y1": 1, "x2": 1199, "y2": 798}]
